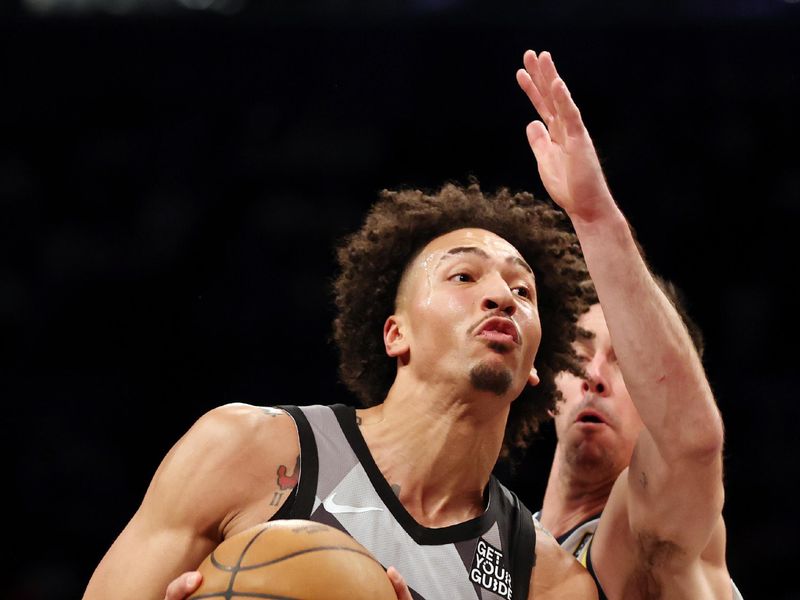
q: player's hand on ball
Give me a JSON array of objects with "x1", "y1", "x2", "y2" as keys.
[
  {"x1": 387, "y1": 566, "x2": 412, "y2": 600},
  {"x1": 163, "y1": 571, "x2": 202, "y2": 600}
]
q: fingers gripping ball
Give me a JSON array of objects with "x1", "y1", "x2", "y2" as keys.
[{"x1": 188, "y1": 520, "x2": 397, "y2": 600}]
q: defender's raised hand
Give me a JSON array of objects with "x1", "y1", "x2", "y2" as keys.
[{"x1": 516, "y1": 50, "x2": 614, "y2": 223}]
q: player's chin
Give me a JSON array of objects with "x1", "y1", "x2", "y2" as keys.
[
  {"x1": 569, "y1": 440, "x2": 615, "y2": 469},
  {"x1": 469, "y1": 361, "x2": 514, "y2": 396}
]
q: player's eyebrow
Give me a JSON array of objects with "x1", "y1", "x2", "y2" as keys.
[{"x1": 439, "y1": 246, "x2": 534, "y2": 276}]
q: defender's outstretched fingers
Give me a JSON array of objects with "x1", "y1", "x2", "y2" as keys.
[
  {"x1": 538, "y1": 51, "x2": 562, "y2": 92},
  {"x1": 525, "y1": 121, "x2": 552, "y2": 157},
  {"x1": 516, "y1": 68, "x2": 552, "y2": 124},
  {"x1": 522, "y1": 50, "x2": 557, "y2": 122},
  {"x1": 551, "y1": 78, "x2": 585, "y2": 137}
]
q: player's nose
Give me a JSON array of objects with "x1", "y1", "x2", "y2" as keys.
[
  {"x1": 581, "y1": 357, "x2": 611, "y2": 396},
  {"x1": 480, "y1": 273, "x2": 516, "y2": 316}
]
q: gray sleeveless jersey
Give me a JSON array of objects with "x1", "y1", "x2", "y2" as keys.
[{"x1": 273, "y1": 404, "x2": 536, "y2": 600}]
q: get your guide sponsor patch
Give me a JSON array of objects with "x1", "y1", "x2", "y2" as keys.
[{"x1": 470, "y1": 537, "x2": 512, "y2": 599}]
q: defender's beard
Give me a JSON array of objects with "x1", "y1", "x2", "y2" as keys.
[
  {"x1": 469, "y1": 361, "x2": 513, "y2": 396},
  {"x1": 564, "y1": 437, "x2": 617, "y2": 476}
]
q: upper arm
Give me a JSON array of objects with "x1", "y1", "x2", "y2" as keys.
[
  {"x1": 83, "y1": 404, "x2": 300, "y2": 600},
  {"x1": 530, "y1": 522, "x2": 598, "y2": 600},
  {"x1": 628, "y1": 423, "x2": 724, "y2": 546},
  {"x1": 568, "y1": 152, "x2": 728, "y2": 595},
  {"x1": 596, "y1": 425, "x2": 724, "y2": 561},
  {"x1": 590, "y1": 445, "x2": 727, "y2": 597}
]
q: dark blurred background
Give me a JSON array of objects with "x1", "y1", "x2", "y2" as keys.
[{"x1": 3, "y1": 0, "x2": 798, "y2": 597}]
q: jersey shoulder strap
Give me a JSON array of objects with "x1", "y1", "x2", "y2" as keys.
[
  {"x1": 493, "y1": 479, "x2": 536, "y2": 600},
  {"x1": 273, "y1": 404, "x2": 320, "y2": 519}
]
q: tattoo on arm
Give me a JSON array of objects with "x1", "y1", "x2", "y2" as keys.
[
  {"x1": 639, "y1": 471, "x2": 648, "y2": 489},
  {"x1": 271, "y1": 456, "x2": 300, "y2": 507},
  {"x1": 261, "y1": 407, "x2": 283, "y2": 418},
  {"x1": 277, "y1": 455, "x2": 300, "y2": 490},
  {"x1": 390, "y1": 483, "x2": 401, "y2": 497}
]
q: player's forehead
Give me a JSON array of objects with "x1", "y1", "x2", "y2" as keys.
[
  {"x1": 397, "y1": 228, "x2": 534, "y2": 306},
  {"x1": 576, "y1": 304, "x2": 609, "y2": 344},
  {"x1": 418, "y1": 228, "x2": 525, "y2": 264}
]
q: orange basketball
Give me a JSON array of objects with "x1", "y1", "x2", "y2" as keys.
[{"x1": 188, "y1": 519, "x2": 397, "y2": 600}]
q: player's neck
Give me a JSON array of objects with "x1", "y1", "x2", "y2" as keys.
[
  {"x1": 539, "y1": 445, "x2": 615, "y2": 538},
  {"x1": 357, "y1": 382, "x2": 509, "y2": 528}
]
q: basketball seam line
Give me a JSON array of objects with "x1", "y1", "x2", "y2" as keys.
[{"x1": 210, "y1": 544, "x2": 381, "y2": 571}]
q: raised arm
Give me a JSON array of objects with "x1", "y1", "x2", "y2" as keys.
[
  {"x1": 517, "y1": 49, "x2": 725, "y2": 579},
  {"x1": 83, "y1": 404, "x2": 300, "y2": 600}
]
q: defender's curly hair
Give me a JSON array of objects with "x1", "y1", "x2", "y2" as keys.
[{"x1": 332, "y1": 182, "x2": 591, "y2": 455}]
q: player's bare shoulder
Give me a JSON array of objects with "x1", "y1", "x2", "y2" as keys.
[
  {"x1": 529, "y1": 519, "x2": 598, "y2": 600},
  {"x1": 82, "y1": 404, "x2": 301, "y2": 600},
  {"x1": 178, "y1": 404, "x2": 298, "y2": 473},
  {"x1": 208, "y1": 403, "x2": 297, "y2": 452},
  {"x1": 147, "y1": 403, "x2": 301, "y2": 536}
]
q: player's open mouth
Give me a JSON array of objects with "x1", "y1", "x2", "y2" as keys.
[{"x1": 575, "y1": 410, "x2": 607, "y2": 425}]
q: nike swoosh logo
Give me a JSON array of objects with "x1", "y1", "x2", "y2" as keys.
[{"x1": 322, "y1": 492, "x2": 383, "y2": 514}]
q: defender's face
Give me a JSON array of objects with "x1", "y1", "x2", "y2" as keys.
[
  {"x1": 393, "y1": 228, "x2": 541, "y2": 398},
  {"x1": 554, "y1": 303, "x2": 644, "y2": 474}
]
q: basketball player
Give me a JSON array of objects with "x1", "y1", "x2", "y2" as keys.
[
  {"x1": 517, "y1": 52, "x2": 740, "y2": 598},
  {"x1": 534, "y1": 290, "x2": 743, "y2": 599},
  {"x1": 84, "y1": 47, "x2": 670, "y2": 599},
  {"x1": 147, "y1": 175, "x2": 596, "y2": 600}
]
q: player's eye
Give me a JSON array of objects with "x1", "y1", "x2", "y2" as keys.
[
  {"x1": 450, "y1": 273, "x2": 474, "y2": 283},
  {"x1": 512, "y1": 286, "x2": 531, "y2": 298}
]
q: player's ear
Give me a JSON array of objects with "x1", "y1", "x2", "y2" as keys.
[
  {"x1": 527, "y1": 365, "x2": 540, "y2": 387},
  {"x1": 384, "y1": 315, "x2": 410, "y2": 358}
]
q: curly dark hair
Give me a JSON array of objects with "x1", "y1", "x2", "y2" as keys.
[{"x1": 332, "y1": 182, "x2": 591, "y2": 455}]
